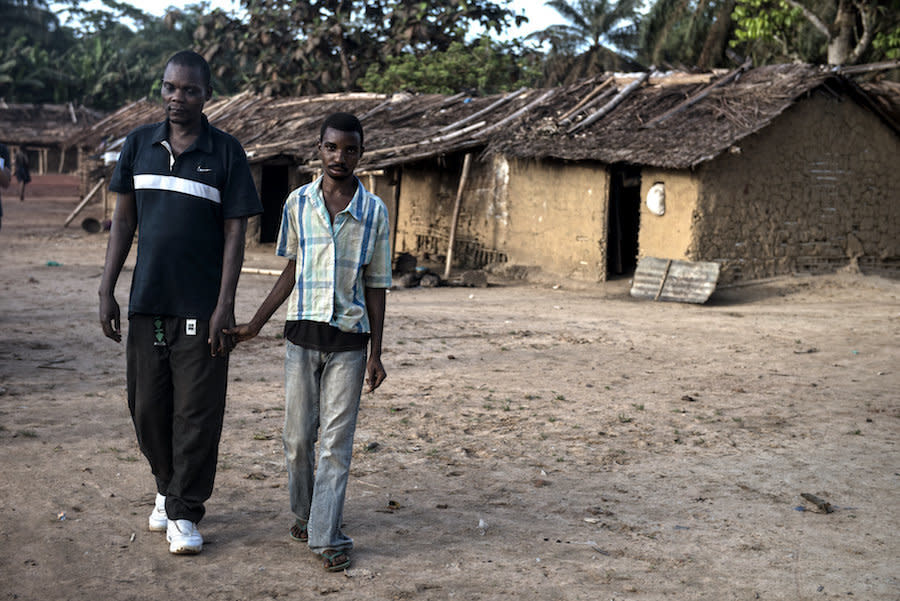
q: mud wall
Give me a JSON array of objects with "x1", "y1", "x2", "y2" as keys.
[
  {"x1": 504, "y1": 158, "x2": 609, "y2": 281},
  {"x1": 693, "y1": 91, "x2": 900, "y2": 282},
  {"x1": 393, "y1": 155, "x2": 610, "y2": 280},
  {"x1": 636, "y1": 169, "x2": 699, "y2": 261}
]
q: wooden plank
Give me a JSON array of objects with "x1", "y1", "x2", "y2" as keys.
[{"x1": 630, "y1": 257, "x2": 720, "y2": 304}]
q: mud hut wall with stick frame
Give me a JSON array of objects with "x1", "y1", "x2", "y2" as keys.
[
  {"x1": 486, "y1": 63, "x2": 900, "y2": 283},
  {"x1": 0, "y1": 102, "x2": 103, "y2": 177},
  {"x1": 70, "y1": 62, "x2": 900, "y2": 283}
]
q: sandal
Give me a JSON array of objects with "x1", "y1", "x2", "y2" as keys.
[
  {"x1": 289, "y1": 518, "x2": 308, "y2": 543},
  {"x1": 320, "y1": 549, "x2": 351, "y2": 572}
]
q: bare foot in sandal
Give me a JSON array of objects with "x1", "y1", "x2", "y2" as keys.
[
  {"x1": 289, "y1": 518, "x2": 308, "y2": 543},
  {"x1": 320, "y1": 549, "x2": 350, "y2": 572}
]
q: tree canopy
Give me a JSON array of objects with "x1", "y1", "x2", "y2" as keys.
[
  {"x1": 2, "y1": 0, "x2": 897, "y2": 111},
  {"x1": 730, "y1": 0, "x2": 900, "y2": 65}
]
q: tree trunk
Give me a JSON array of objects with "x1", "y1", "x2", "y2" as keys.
[
  {"x1": 827, "y1": 0, "x2": 855, "y2": 65},
  {"x1": 697, "y1": 0, "x2": 735, "y2": 69}
]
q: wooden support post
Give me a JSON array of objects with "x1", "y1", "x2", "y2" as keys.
[
  {"x1": 64, "y1": 177, "x2": 105, "y2": 227},
  {"x1": 443, "y1": 153, "x2": 472, "y2": 281}
]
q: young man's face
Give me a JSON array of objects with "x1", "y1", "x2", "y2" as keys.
[
  {"x1": 161, "y1": 63, "x2": 211, "y2": 127},
  {"x1": 318, "y1": 127, "x2": 363, "y2": 181}
]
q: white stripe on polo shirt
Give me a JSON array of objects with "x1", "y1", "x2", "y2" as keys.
[{"x1": 133, "y1": 173, "x2": 221, "y2": 204}]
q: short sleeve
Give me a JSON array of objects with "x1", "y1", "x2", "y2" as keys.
[
  {"x1": 364, "y1": 203, "x2": 392, "y2": 288},
  {"x1": 222, "y1": 140, "x2": 262, "y2": 219},
  {"x1": 108, "y1": 134, "x2": 136, "y2": 194},
  {"x1": 275, "y1": 188, "x2": 299, "y2": 260}
]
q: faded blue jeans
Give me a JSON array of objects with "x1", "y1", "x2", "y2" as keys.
[{"x1": 283, "y1": 341, "x2": 366, "y2": 553}]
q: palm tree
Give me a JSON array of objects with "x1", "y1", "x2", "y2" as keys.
[
  {"x1": 530, "y1": 0, "x2": 644, "y2": 84},
  {"x1": 531, "y1": 0, "x2": 642, "y2": 54},
  {"x1": 638, "y1": 0, "x2": 737, "y2": 70}
]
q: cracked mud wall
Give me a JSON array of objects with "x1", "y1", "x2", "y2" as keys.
[
  {"x1": 393, "y1": 155, "x2": 610, "y2": 280},
  {"x1": 637, "y1": 169, "x2": 699, "y2": 263},
  {"x1": 692, "y1": 91, "x2": 900, "y2": 283},
  {"x1": 504, "y1": 158, "x2": 609, "y2": 281},
  {"x1": 392, "y1": 155, "x2": 510, "y2": 268}
]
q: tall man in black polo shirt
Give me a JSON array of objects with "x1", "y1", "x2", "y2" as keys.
[{"x1": 99, "y1": 50, "x2": 262, "y2": 555}]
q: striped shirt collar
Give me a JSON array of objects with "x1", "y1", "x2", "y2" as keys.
[{"x1": 308, "y1": 175, "x2": 365, "y2": 222}]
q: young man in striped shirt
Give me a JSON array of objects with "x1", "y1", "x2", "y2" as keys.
[{"x1": 228, "y1": 112, "x2": 391, "y2": 572}]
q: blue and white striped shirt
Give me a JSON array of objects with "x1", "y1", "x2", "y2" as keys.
[{"x1": 276, "y1": 176, "x2": 392, "y2": 334}]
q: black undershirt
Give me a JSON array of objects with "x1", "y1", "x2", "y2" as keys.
[{"x1": 284, "y1": 320, "x2": 368, "y2": 352}]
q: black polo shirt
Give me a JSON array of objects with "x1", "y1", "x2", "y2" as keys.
[{"x1": 109, "y1": 115, "x2": 262, "y2": 320}]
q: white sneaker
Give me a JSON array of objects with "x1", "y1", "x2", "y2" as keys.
[
  {"x1": 166, "y1": 519, "x2": 203, "y2": 555},
  {"x1": 149, "y1": 493, "x2": 167, "y2": 532}
]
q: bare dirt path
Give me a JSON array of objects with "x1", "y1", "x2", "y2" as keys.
[{"x1": 1, "y1": 176, "x2": 898, "y2": 600}]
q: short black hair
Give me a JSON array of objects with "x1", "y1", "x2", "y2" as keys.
[
  {"x1": 165, "y1": 50, "x2": 211, "y2": 89},
  {"x1": 320, "y1": 112, "x2": 364, "y2": 147}
]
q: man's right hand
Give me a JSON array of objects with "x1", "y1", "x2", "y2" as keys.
[
  {"x1": 100, "y1": 294, "x2": 122, "y2": 342},
  {"x1": 223, "y1": 323, "x2": 259, "y2": 345}
]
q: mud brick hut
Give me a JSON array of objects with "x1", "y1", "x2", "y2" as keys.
[
  {"x1": 72, "y1": 63, "x2": 900, "y2": 283},
  {"x1": 0, "y1": 101, "x2": 102, "y2": 175}
]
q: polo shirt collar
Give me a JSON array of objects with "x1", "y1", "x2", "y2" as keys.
[{"x1": 151, "y1": 114, "x2": 214, "y2": 154}]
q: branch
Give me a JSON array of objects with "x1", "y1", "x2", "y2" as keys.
[
  {"x1": 782, "y1": 0, "x2": 831, "y2": 39},
  {"x1": 847, "y1": 0, "x2": 876, "y2": 65}
]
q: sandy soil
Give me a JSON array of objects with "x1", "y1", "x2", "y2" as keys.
[{"x1": 0, "y1": 175, "x2": 898, "y2": 601}]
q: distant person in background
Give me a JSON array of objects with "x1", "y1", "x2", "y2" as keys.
[
  {"x1": 0, "y1": 143, "x2": 10, "y2": 230},
  {"x1": 14, "y1": 146, "x2": 30, "y2": 202}
]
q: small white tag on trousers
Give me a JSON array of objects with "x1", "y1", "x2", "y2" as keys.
[{"x1": 186, "y1": 319, "x2": 197, "y2": 336}]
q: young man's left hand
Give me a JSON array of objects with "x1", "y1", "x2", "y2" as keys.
[{"x1": 365, "y1": 356, "x2": 386, "y2": 392}]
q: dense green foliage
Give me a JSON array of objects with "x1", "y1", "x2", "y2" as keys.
[
  {"x1": 358, "y1": 36, "x2": 540, "y2": 94},
  {"x1": 729, "y1": 0, "x2": 900, "y2": 65},
  {"x1": 191, "y1": 0, "x2": 529, "y2": 96},
  {"x1": 0, "y1": 0, "x2": 203, "y2": 108},
  {"x1": 2, "y1": 0, "x2": 897, "y2": 110},
  {"x1": 637, "y1": 0, "x2": 737, "y2": 70}
]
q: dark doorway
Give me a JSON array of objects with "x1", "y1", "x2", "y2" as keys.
[
  {"x1": 607, "y1": 165, "x2": 641, "y2": 277},
  {"x1": 259, "y1": 164, "x2": 290, "y2": 243}
]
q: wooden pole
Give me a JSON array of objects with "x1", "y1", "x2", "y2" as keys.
[
  {"x1": 643, "y1": 58, "x2": 752, "y2": 128},
  {"x1": 557, "y1": 77, "x2": 615, "y2": 125},
  {"x1": 64, "y1": 177, "x2": 105, "y2": 227},
  {"x1": 568, "y1": 72, "x2": 649, "y2": 134},
  {"x1": 444, "y1": 153, "x2": 472, "y2": 280}
]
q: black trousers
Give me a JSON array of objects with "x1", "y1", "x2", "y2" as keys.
[{"x1": 126, "y1": 314, "x2": 228, "y2": 523}]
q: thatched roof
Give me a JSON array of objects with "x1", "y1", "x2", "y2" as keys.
[
  {"x1": 0, "y1": 102, "x2": 103, "y2": 146},
  {"x1": 69, "y1": 63, "x2": 899, "y2": 172}
]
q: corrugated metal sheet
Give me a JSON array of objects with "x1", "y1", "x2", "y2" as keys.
[{"x1": 630, "y1": 257, "x2": 720, "y2": 304}]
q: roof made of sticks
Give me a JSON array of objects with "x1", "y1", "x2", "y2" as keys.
[
  {"x1": 69, "y1": 62, "x2": 899, "y2": 172},
  {"x1": 0, "y1": 102, "x2": 104, "y2": 146}
]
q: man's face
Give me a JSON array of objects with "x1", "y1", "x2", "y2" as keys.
[
  {"x1": 318, "y1": 127, "x2": 362, "y2": 181},
  {"x1": 161, "y1": 63, "x2": 211, "y2": 127}
]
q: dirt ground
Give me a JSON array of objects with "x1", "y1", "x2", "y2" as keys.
[{"x1": 0, "y1": 175, "x2": 898, "y2": 601}]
